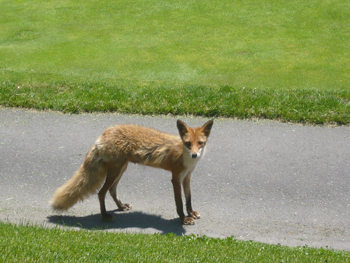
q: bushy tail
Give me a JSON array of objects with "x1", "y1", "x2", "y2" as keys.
[{"x1": 50, "y1": 145, "x2": 106, "y2": 211}]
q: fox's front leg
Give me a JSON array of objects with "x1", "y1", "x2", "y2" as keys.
[
  {"x1": 183, "y1": 173, "x2": 200, "y2": 220},
  {"x1": 172, "y1": 172, "x2": 195, "y2": 225}
]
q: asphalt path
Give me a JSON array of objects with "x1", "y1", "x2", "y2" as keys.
[{"x1": 0, "y1": 108, "x2": 349, "y2": 251}]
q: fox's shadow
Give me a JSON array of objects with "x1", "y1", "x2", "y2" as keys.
[{"x1": 47, "y1": 210, "x2": 186, "y2": 236}]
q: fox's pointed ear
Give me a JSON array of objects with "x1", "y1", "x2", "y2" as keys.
[
  {"x1": 202, "y1": 119, "x2": 214, "y2": 137},
  {"x1": 177, "y1": 119, "x2": 188, "y2": 137}
]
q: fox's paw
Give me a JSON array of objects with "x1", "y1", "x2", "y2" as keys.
[
  {"x1": 182, "y1": 216, "x2": 195, "y2": 225},
  {"x1": 101, "y1": 213, "x2": 114, "y2": 222},
  {"x1": 189, "y1": 211, "x2": 200, "y2": 220},
  {"x1": 118, "y1": 203, "x2": 132, "y2": 211}
]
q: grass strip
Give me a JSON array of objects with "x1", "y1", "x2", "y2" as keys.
[
  {"x1": 1, "y1": 0, "x2": 350, "y2": 124},
  {"x1": 1, "y1": 0, "x2": 349, "y2": 90},
  {"x1": 1, "y1": 222, "x2": 349, "y2": 262},
  {"x1": 1, "y1": 82, "x2": 350, "y2": 125}
]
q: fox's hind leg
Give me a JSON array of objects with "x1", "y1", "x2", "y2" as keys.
[
  {"x1": 98, "y1": 161, "x2": 128, "y2": 221},
  {"x1": 109, "y1": 162, "x2": 132, "y2": 211}
]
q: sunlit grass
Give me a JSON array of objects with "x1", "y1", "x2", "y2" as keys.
[
  {"x1": 1, "y1": 0, "x2": 350, "y2": 124},
  {"x1": 2, "y1": 82, "x2": 350, "y2": 124},
  {"x1": 1, "y1": 223, "x2": 349, "y2": 262},
  {"x1": 1, "y1": 0, "x2": 349, "y2": 89}
]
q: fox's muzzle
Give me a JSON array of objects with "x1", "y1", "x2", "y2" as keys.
[{"x1": 191, "y1": 153, "x2": 197, "y2": 159}]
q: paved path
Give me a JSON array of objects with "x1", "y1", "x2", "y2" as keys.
[{"x1": 0, "y1": 108, "x2": 349, "y2": 250}]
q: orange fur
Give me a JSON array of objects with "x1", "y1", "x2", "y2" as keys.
[{"x1": 50, "y1": 119, "x2": 213, "y2": 225}]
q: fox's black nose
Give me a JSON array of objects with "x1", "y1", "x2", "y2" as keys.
[{"x1": 191, "y1": 153, "x2": 197, "y2": 159}]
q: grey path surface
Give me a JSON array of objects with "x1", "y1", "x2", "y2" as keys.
[{"x1": 0, "y1": 108, "x2": 349, "y2": 251}]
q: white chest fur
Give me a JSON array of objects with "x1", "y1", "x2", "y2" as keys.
[{"x1": 179, "y1": 147, "x2": 205, "y2": 181}]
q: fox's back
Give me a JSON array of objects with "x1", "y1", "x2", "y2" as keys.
[
  {"x1": 95, "y1": 124, "x2": 183, "y2": 168},
  {"x1": 101, "y1": 124, "x2": 179, "y2": 146}
]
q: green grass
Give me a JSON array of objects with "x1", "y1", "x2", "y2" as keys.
[
  {"x1": 2, "y1": 82, "x2": 350, "y2": 124},
  {"x1": 1, "y1": 223, "x2": 349, "y2": 262},
  {"x1": 0, "y1": 0, "x2": 348, "y2": 89},
  {"x1": 1, "y1": 0, "x2": 350, "y2": 124}
]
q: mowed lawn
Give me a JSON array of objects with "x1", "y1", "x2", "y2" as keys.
[
  {"x1": 1, "y1": 0, "x2": 350, "y2": 125},
  {"x1": 1, "y1": 0, "x2": 350, "y2": 124},
  {"x1": 1, "y1": 0, "x2": 349, "y2": 89},
  {"x1": 1, "y1": 223, "x2": 350, "y2": 262}
]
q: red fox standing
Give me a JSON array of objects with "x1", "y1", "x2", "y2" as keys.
[{"x1": 50, "y1": 119, "x2": 214, "y2": 225}]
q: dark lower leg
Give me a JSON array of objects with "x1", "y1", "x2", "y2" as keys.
[
  {"x1": 108, "y1": 162, "x2": 131, "y2": 211},
  {"x1": 183, "y1": 174, "x2": 200, "y2": 219},
  {"x1": 172, "y1": 178, "x2": 194, "y2": 225},
  {"x1": 98, "y1": 176, "x2": 118, "y2": 221},
  {"x1": 109, "y1": 182, "x2": 132, "y2": 211}
]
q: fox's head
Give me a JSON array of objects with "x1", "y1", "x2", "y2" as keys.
[{"x1": 177, "y1": 119, "x2": 214, "y2": 159}]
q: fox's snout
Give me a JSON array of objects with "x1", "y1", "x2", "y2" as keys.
[{"x1": 189, "y1": 147, "x2": 203, "y2": 159}]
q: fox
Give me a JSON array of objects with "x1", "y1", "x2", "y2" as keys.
[{"x1": 50, "y1": 119, "x2": 214, "y2": 225}]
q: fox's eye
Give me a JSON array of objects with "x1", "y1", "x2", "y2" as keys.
[
  {"x1": 185, "y1": 142, "x2": 191, "y2": 147},
  {"x1": 198, "y1": 141, "x2": 204, "y2": 145}
]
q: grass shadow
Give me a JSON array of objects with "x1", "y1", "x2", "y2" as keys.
[{"x1": 47, "y1": 210, "x2": 186, "y2": 236}]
